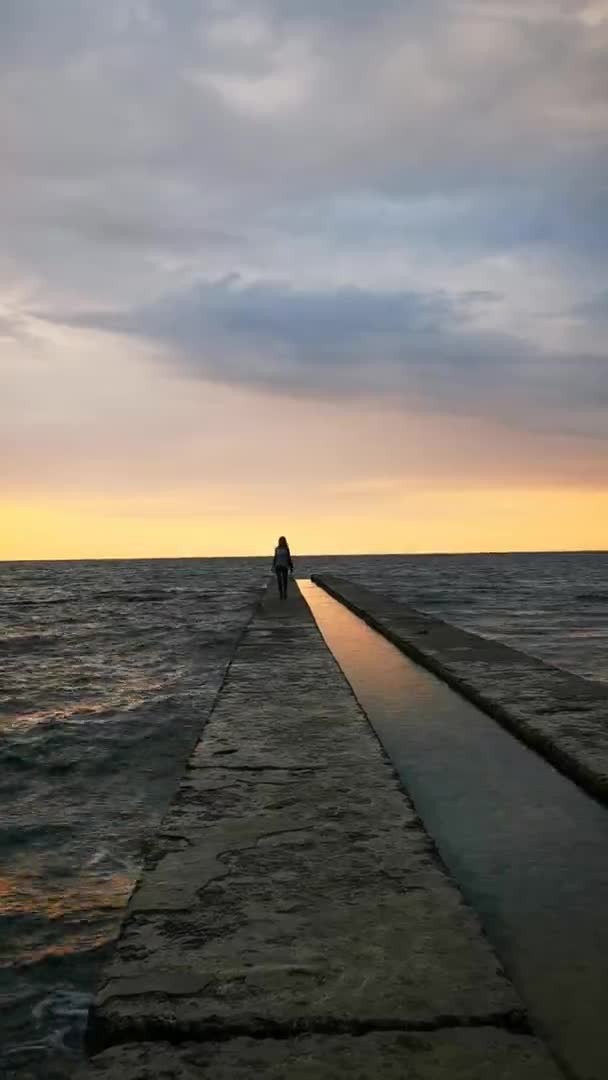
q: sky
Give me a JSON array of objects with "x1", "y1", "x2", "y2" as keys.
[{"x1": 2, "y1": 0, "x2": 607, "y2": 558}]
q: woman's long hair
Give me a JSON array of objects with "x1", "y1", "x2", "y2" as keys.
[{"x1": 278, "y1": 535, "x2": 289, "y2": 549}]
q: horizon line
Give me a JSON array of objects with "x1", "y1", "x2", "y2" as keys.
[{"x1": 2, "y1": 547, "x2": 606, "y2": 564}]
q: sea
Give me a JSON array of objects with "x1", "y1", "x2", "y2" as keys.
[{"x1": 1, "y1": 551, "x2": 606, "y2": 1078}]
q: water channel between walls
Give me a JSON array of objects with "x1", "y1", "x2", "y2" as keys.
[{"x1": 300, "y1": 579, "x2": 608, "y2": 1080}]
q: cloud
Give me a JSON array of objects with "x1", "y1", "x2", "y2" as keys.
[
  {"x1": 1, "y1": 0, "x2": 607, "y2": 503},
  {"x1": 47, "y1": 275, "x2": 608, "y2": 439},
  {"x1": 2, "y1": 2, "x2": 608, "y2": 223},
  {"x1": 574, "y1": 289, "x2": 608, "y2": 320},
  {"x1": 0, "y1": 315, "x2": 20, "y2": 340}
]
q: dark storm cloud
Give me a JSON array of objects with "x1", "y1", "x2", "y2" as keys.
[{"x1": 53, "y1": 275, "x2": 608, "y2": 437}]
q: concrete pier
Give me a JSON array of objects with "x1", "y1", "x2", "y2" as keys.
[
  {"x1": 313, "y1": 575, "x2": 608, "y2": 805},
  {"x1": 79, "y1": 586, "x2": 561, "y2": 1078}
]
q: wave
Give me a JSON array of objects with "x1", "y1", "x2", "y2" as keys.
[
  {"x1": 1, "y1": 697, "x2": 154, "y2": 739},
  {"x1": 0, "y1": 748, "x2": 37, "y2": 770},
  {"x1": 89, "y1": 588, "x2": 227, "y2": 602},
  {"x1": 91, "y1": 590, "x2": 174, "y2": 602},
  {"x1": 0, "y1": 822, "x2": 74, "y2": 847},
  {"x1": 1, "y1": 593, "x2": 171, "y2": 606},
  {"x1": 1, "y1": 598, "x2": 70, "y2": 608},
  {"x1": 1, "y1": 589, "x2": 222, "y2": 610},
  {"x1": 0, "y1": 634, "x2": 59, "y2": 656},
  {"x1": 575, "y1": 592, "x2": 608, "y2": 603},
  {"x1": 9, "y1": 937, "x2": 115, "y2": 976}
]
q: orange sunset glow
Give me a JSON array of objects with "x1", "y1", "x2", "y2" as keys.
[
  {"x1": 2, "y1": 8, "x2": 608, "y2": 1080},
  {"x1": 2, "y1": 3, "x2": 607, "y2": 559},
  {"x1": 2, "y1": 487, "x2": 606, "y2": 561}
]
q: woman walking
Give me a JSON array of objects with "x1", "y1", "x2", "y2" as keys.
[{"x1": 273, "y1": 536, "x2": 294, "y2": 600}]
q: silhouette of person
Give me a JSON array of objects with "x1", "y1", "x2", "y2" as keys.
[{"x1": 273, "y1": 535, "x2": 294, "y2": 600}]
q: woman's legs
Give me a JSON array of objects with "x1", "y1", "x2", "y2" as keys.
[{"x1": 276, "y1": 567, "x2": 288, "y2": 599}]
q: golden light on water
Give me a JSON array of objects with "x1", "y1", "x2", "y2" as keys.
[
  {"x1": 0, "y1": 873, "x2": 133, "y2": 919},
  {"x1": 0, "y1": 871, "x2": 134, "y2": 967}
]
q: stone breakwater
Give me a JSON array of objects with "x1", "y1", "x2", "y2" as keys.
[
  {"x1": 313, "y1": 575, "x2": 608, "y2": 807},
  {"x1": 78, "y1": 586, "x2": 561, "y2": 1078}
]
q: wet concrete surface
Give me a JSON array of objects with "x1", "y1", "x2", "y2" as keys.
[
  {"x1": 301, "y1": 580, "x2": 608, "y2": 1080},
  {"x1": 78, "y1": 584, "x2": 560, "y2": 1078}
]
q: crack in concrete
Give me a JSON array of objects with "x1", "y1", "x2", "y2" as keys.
[
  {"x1": 129, "y1": 909, "x2": 193, "y2": 920},
  {"x1": 156, "y1": 833, "x2": 194, "y2": 846},
  {"x1": 86, "y1": 1007, "x2": 532, "y2": 1056},
  {"x1": 187, "y1": 764, "x2": 321, "y2": 773}
]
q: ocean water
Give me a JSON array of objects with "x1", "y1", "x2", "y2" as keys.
[{"x1": 1, "y1": 552, "x2": 606, "y2": 1077}]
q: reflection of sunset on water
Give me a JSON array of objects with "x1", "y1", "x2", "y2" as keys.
[
  {"x1": 0, "y1": 872, "x2": 134, "y2": 968},
  {"x1": 2, "y1": 926, "x2": 118, "y2": 970},
  {"x1": 0, "y1": 873, "x2": 132, "y2": 919},
  {"x1": 300, "y1": 579, "x2": 437, "y2": 708}
]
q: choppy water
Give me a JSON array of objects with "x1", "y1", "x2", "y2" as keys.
[{"x1": 1, "y1": 552, "x2": 606, "y2": 1076}]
